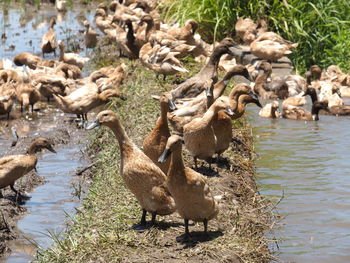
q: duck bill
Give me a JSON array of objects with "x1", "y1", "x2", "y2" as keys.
[
  {"x1": 206, "y1": 87, "x2": 213, "y2": 97},
  {"x1": 167, "y1": 100, "x2": 177, "y2": 111},
  {"x1": 158, "y1": 148, "x2": 171, "y2": 163},
  {"x1": 336, "y1": 90, "x2": 342, "y2": 97},
  {"x1": 86, "y1": 120, "x2": 101, "y2": 130},
  {"x1": 225, "y1": 106, "x2": 235, "y2": 117},
  {"x1": 47, "y1": 145, "x2": 57, "y2": 153},
  {"x1": 248, "y1": 91, "x2": 259, "y2": 101},
  {"x1": 254, "y1": 99, "x2": 263, "y2": 108}
]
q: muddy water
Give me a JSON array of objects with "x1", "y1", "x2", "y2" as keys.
[
  {"x1": 0, "y1": 110, "x2": 87, "y2": 263},
  {"x1": 0, "y1": 2, "x2": 96, "y2": 262},
  {"x1": 247, "y1": 99, "x2": 350, "y2": 263}
]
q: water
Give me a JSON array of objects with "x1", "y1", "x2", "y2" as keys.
[
  {"x1": 0, "y1": 2, "x2": 95, "y2": 262},
  {"x1": 247, "y1": 99, "x2": 350, "y2": 262}
]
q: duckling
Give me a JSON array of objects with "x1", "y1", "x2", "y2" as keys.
[
  {"x1": 53, "y1": 89, "x2": 123, "y2": 121},
  {"x1": 0, "y1": 137, "x2": 56, "y2": 198},
  {"x1": 158, "y1": 135, "x2": 218, "y2": 237},
  {"x1": 259, "y1": 100, "x2": 280, "y2": 118},
  {"x1": 87, "y1": 110, "x2": 175, "y2": 225},
  {"x1": 58, "y1": 40, "x2": 90, "y2": 69},
  {"x1": 213, "y1": 92, "x2": 262, "y2": 159},
  {"x1": 170, "y1": 38, "x2": 238, "y2": 102},
  {"x1": 282, "y1": 101, "x2": 328, "y2": 121},
  {"x1": 41, "y1": 18, "x2": 56, "y2": 57},
  {"x1": 84, "y1": 20, "x2": 98, "y2": 49},
  {"x1": 142, "y1": 95, "x2": 171, "y2": 174},
  {"x1": 250, "y1": 32, "x2": 298, "y2": 61},
  {"x1": 56, "y1": 0, "x2": 67, "y2": 12},
  {"x1": 16, "y1": 83, "x2": 41, "y2": 112},
  {"x1": 183, "y1": 97, "x2": 234, "y2": 168}
]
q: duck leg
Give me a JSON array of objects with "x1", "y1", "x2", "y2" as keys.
[
  {"x1": 194, "y1": 157, "x2": 198, "y2": 169},
  {"x1": 203, "y1": 218, "x2": 208, "y2": 234},
  {"x1": 151, "y1": 212, "x2": 157, "y2": 225},
  {"x1": 184, "y1": 218, "x2": 190, "y2": 237},
  {"x1": 10, "y1": 184, "x2": 21, "y2": 199},
  {"x1": 7, "y1": 112, "x2": 10, "y2": 120},
  {"x1": 0, "y1": 190, "x2": 3, "y2": 198},
  {"x1": 140, "y1": 209, "x2": 147, "y2": 225}
]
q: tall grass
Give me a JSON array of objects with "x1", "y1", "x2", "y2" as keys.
[{"x1": 162, "y1": 0, "x2": 350, "y2": 72}]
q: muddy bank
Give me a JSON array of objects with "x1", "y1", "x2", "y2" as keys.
[{"x1": 0, "y1": 111, "x2": 92, "y2": 261}]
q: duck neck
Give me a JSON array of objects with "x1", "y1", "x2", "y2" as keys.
[
  {"x1": 201, "y1": 47, "x2": 226, "y2": 76},
  {"x1": 271, "y1": 107, "x2": 278, "y2": 119},
  {"x1": 156, "y1": 102, "x2": 170, "y2": 133},
  {"x1": 145, "y1": 20, "x2": 154, "y2": 41},
  {"x1": 169, "y1": 144, "x2": 185, "y2": 174},
  {"x1": 107, "y1": 119, "x2": 134, "y2": 154},
  {"x1": 59, "y1": 47, "x2": 64, "y2": 61},
  {"x1": 126, "y1": 22, "x2": 135, "y2": 45},
  {"x1": 27, "y1": 144, "x2": 40, "y2": 155},
  {"x1": 229, "y1": 90, "x2": 247, "y2": 111},
  {"x1": 234, "y1": 95, "x2": 251, "y2": 118},
  {"x1": 308, "y1": 89, "x2": 318, "y2": 104},
  {"x1": 202, "y1": 104, "x2": 220, "y2": 125}
]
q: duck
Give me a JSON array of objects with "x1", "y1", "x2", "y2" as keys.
[
  {"x1": 0, "y1": 95, "x2": 14, "y2": 120},
  {"x1": 167, "y1": 19, "x2": 198, "y2": 42},
  {"x1": 259, "y1": 100, "x2": 280, "y2": 118},
  {"x1": 58, "y1": 40, "x2": 90, "y2": 69},
  {"x1": 16, "y1": 83, "x2": 41, "y2": 112},
  {"x1": 56, "y1": 0, "x2": 67, "y2": 12},
  {"x1": 253, "y1": 61, "x2": 278, "y2": 99},
  {"x1": 84, "y1": 20, "x2": 98, "y2": 49},
  {"x1": 0, "y1": 137, "x2": 56, "y2": 198},
  {"x1": 142, "y1": 94, "x2": 172, "y2": 174},
  {"x1": 55, "y1": 62, "x2": 82, "y2": 80},
  {"x1": 235, "y1": 17, "x2": 257, "y2": 44},
  {"x1": 250, "y1": 32, "x2": 298, "y2": 61},
  {"x1": 31, "y1": 72, "x2": 68, "y2": 101},
  {"x1": 183, "y1": 97, "x2": 234, "y2": 168},
  {"x1": 170, "y1": 38, "x2": 238, "y2": 102},
  {"x1": 213, "y1": 92, "x2": 262, "y2": 159},
  {"x1": 115, "y1": 19, "x2": 142, "y2": 59},
  {"x1": 282, "y1": 100, "x2": 328, "y2": 121},
  {"x1": 158, "y1": 135, "x2": 218, "y2": 237},
  {"x1": 94, "y1": 9, "x2": 114, "y2": 34},
  {"x1": 13, "y1": 52, "x2": 42, "y2": 70},
  {"x1": 139, "y1": 42, "x2": 188, "y2": 80},
  {"x1": 53, "y1": 89, "x2": 122, "y2": 121},
  {"x1": 87, "y1": 110, "x2": 176, "y2": 225},
  {"x1": 41, "y1": 18, "x2": 56, "y2": 57},
  {"x1": 304, "y1": 87, "x2": 350, "y2": 116}
]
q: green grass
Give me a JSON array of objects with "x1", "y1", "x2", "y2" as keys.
[{"x1": 162, "y1": 0, "x2": 350, "y2": 72}]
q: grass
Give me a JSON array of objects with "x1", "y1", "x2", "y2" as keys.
[
  {"x1": 162, "y1": 0, "x2": 350, "y2": 72},
  {"x1": 34, "y1": 40, "x2": 277, "y2": 263}
]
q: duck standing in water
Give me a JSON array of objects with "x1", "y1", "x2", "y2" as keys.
[{"x1": 0, "y1": 138, "x2": 56, "y2": 199}]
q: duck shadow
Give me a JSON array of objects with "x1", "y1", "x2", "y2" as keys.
[
  {"x1": 130, "y1": 220, "x2": 183, "y2": 232},
  {"x1": 5, "y1": 194, "x2": 31, "y2": 205},
  {"x1": 176, "y1": 230, "x2": 223, "y2": 248},
  {"x1": 216, "y1": 156, "x2": 231, "y2": 169},
  {"x1": 194, "y1": 165, "x2": 220, "y2": 177}
]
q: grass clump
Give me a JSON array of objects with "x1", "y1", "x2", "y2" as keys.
[
  {"x1": 35, "y1": 41, "x2": 277, "y2": 262},
  {"x1": 162, "y1": 0, "x2": 350, "y2": 72}
]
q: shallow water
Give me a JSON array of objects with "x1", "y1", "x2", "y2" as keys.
[
  {"x1": 247, "y1": 99, "x2": 350, "y2": 262},
  {"x1": 0, "y1": 2, "x2": 95, "y2": 262}
]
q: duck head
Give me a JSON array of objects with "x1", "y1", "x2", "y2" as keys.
[
  {"x1": 158, "y1": 134, "x2": 183, "y2": 163},
  {"x1": 86, "y1": 110, "x2": 118, "y2": 130},
  {"x1": 185, "y1": 19, "x2": 198, "y2": 35},
  {"x1": 225, "y1": 65, "x2": 253, "y2": 82},
  {"x1": 211, "y1": 96, "x2": 235, "y2": 116},
  {"x1": 27, "y1": 137, "x2": 56, "y2": 154}
]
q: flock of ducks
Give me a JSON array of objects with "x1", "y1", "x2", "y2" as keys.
[{"x1": 1, "y1": 0, "x2": 350, "y2": 239}]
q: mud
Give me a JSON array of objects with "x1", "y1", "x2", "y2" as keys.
[{"x1": 0, "y1": 109, "x2": 92, "y2": 261}]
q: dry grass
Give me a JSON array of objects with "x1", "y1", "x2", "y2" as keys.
[{"x1": 35, "y1": 40, "x2": 278, "y2": 263}]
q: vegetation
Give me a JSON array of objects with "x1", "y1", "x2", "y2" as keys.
[
  {"x1": 35, "y1": 41, "x2": 276, "y2": 263},
  {"x1": 162, "y1": 0, "x2": 350, "y2": 72}
]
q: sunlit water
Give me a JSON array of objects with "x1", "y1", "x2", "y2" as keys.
[
  {"x1": 0, "y1": 2, "x2": 95, "y2": 262},
  {"x1": 247, "y1": 99, "x2": 350, "y2": 263}
]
